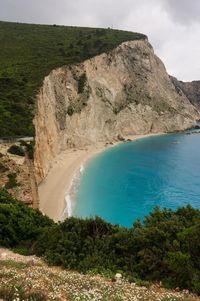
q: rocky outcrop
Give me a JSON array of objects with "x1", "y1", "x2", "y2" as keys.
[
  {"x1": 34, "y1": 39, "x2": 200, "y2": 182},
  {"x1": 0, "y1": 144, "x2": 33, "y2": 204},
  {"x1": 170, "y1": 77, "x2": 200, "y2": 110}
]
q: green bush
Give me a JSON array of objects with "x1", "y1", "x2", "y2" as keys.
[
  {"x1": 34, "y1": 206, "x2": 200, "y2": 293},
  {"x1": 26, "y1": 141, "x2": 34, "y2": 159},
  {"x1": 78, "y1": 73, "x2": 87, "y2": 93},
  {"x1": 0, "y1": 189, "x2": 200, "y2": 294},
  {"x1": 7, "y1": 145, "x2": 24, "y2": 156},
  {"x1": 0, "y1": 188, "x2": 16, "y2": 204},
  {"x1": 0, "y1": 189, "x2": 53, "y2": 248},
  {"x1": 19, "y1": 140, "x2": 35, "y2": 159},
  {"x1": 5, "y1": 173, "x2": 20, "y2": 189},
  {"x1": 67, "y1": 105, "x2": 74, "y2": 116}
]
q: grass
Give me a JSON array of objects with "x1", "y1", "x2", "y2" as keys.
[
  {"x1": 0, "y1": 21, "x2": 146, "y2": 137},
  {"x1": 0, "y1": 259, "x2": 31, "y2": 270},
  {"x1": 0, "y1": 285, "x2": 47, "y2": 301},
  {"x1": 0, "y1": 259, "x2": 196, "y2": 301}
]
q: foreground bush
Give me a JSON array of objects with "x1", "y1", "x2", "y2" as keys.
[
  {"x1": 0, "y1": 188, "x2": 200, "y2": 294},
  {"x1": 0, "y1": 189, "x2": 53, "y2": 248}
]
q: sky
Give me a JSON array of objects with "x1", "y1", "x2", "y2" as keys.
[{"x1": 0, "y1": 0, "x2": 200, "y2": 81}]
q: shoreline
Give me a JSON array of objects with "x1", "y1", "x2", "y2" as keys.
[{"x1": 38, "y1": 133, "x2": 163, "y2": 222}]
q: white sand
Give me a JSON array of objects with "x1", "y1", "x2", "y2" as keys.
[{"x1": 38, "y1": 133, "x2": 163, "y2": 222}]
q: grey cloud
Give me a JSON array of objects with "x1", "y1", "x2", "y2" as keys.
[
  {"x1": 0, "y1": 0, "x2": 76, "y2": 24},
  {"x1": 0, "y1": 0, "x2": 135, "y2": 26},
  {"x1": 162, "y1": 0, "x2": 200, "y2": 24}
]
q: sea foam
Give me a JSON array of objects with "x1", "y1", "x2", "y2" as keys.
[{"x1": 61, "y1": 164, "x2": 85, "y2": 221}]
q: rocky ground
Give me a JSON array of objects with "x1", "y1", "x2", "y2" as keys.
[
  {"x1": 0, "y1": 144, "x2": 32, "y2": 204},
  {"x1": 0, "y1": 248, "x2": 199, "y2": 301}
]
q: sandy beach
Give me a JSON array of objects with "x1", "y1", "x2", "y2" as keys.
[{"x1": 38, "y1": 133, "x2": 163, "y2": 222}]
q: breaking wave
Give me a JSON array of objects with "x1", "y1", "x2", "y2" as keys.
[{"x1": 61, "y1": 164, "x2": 85, "y2": 221}]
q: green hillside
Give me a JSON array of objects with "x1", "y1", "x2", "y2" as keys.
[{"x1": 0, "y1": 21, "x2": 146, "y2": 137}]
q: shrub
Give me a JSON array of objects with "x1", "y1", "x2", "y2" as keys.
[
  {"x1": 5, "y1": 173, "x2": 20, "y2": 189},
  {"x1": 7, "y1": 145, "x2": 24, "y2": 156},
  {"x1": 0, "y1": 188, "x2": 16, "y2": 204},
  {"x1": 0, "y1": 190, "x2": 53, "y2": 248},
  {"x1": 20, "y1": 140, "x2": 34, "y2": 159},
  {"x1": 35, "y1": 206, "x2": 200, "y2": 293},
  {"x1": 67, "y1": 105, "x2": 75, "y2": 116},
  {"x1": 1, "y1": 189, "x2": 200, "y2": 294},
  {"x1": 77, "y1": 73, "x2": 87, "y2": 94}
]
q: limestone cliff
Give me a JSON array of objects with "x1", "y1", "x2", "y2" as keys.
[
  {"x1": 34, "y1": 39, "x2": 200, "y2": 182},
  {"x1": 170, "y1": 77, "x2": 200, "y2": 110}
]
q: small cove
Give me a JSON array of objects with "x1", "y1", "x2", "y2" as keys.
[{"x1": 72, "y1": 131, "x2": 200, "y2": 227}]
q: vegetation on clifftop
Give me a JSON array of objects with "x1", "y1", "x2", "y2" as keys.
[
  {"x1": 0, "y1": 189, "x2": 200, "y2": 294},
  {"x1": 1, "y1": 256, "x2": 197, "y2": 301},
  {"x1": 0, "y1": 21, "x2": 146, "y2": 136}
]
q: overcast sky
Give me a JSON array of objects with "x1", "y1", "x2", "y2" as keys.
[{"x1": 0, "y1": 0, "x2": 200, "y2": 81}]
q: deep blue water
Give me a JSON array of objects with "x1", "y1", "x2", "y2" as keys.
[{"x1": 73, "y1": 131, "x2": 200, "y2": 227}]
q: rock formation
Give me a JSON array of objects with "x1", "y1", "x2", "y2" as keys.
[
  {"x1": 34, "y1": 39, "x2": 200, "y2": 182},
  {"x1": 170, "y1": 77, "x2": 200, "y2": 110},
  {"x1": 0, "y1": 144, "x2": 33, "y2": 204}
]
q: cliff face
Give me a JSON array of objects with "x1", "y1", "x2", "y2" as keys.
[
  {"x1": 170, "y1": 77, "x2": 200, "y2": 110},
  {"x1": 34, "y1": 39, "x2": 199, "y2": 182},
  {"x1": 0, "y1": 144, "x2": 33, "y2": 204}
]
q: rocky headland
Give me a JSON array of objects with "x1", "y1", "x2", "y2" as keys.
[{"x1": 34, "y1": 39, "x2": 200, "y2": 182}]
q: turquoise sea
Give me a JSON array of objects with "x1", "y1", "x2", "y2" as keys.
[{"x1": 72, "y1": 130, "x2": 200, "y2": 227}]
